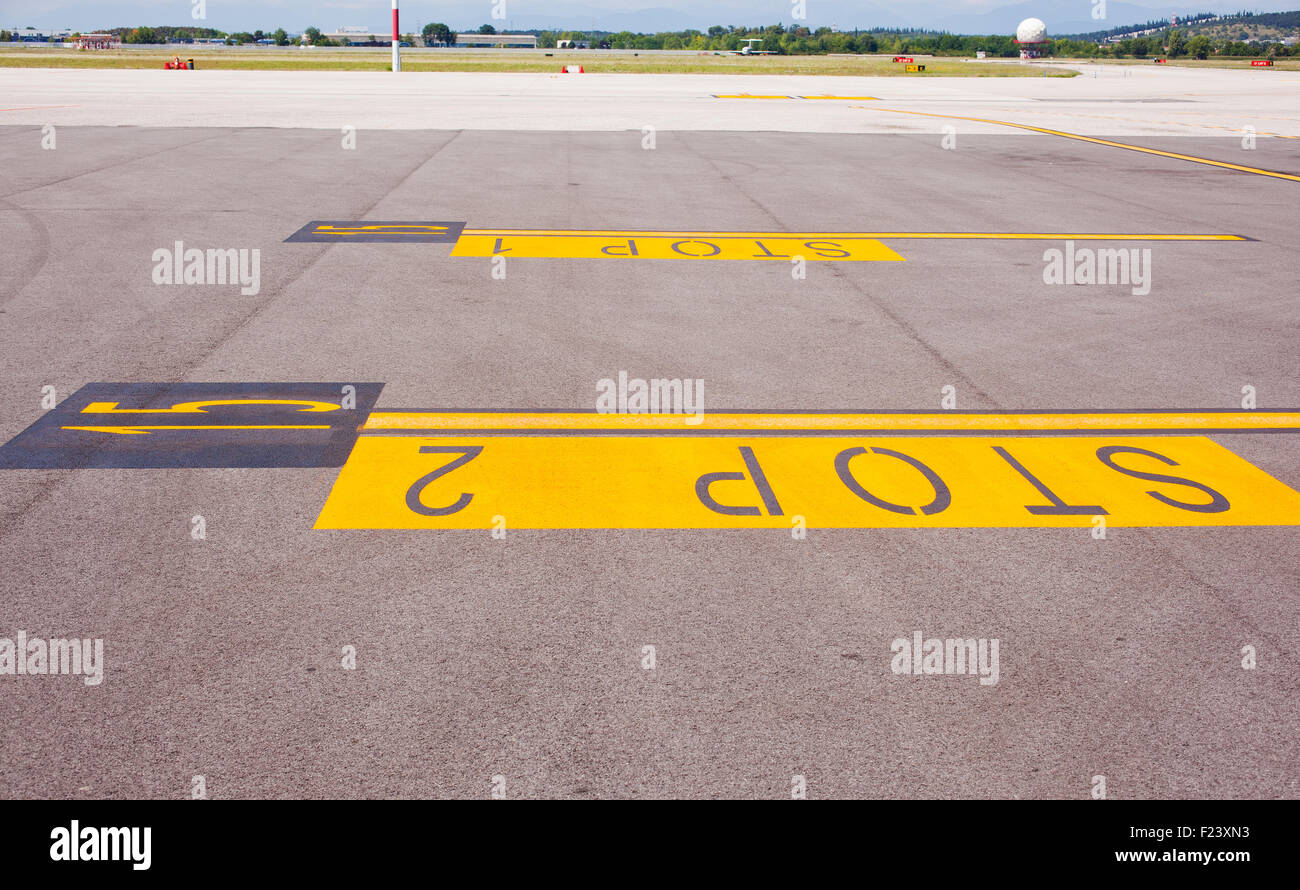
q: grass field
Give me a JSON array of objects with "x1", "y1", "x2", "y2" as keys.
[{"x1": 0, "y1": 47, "x2": 1076, "y2": 76}]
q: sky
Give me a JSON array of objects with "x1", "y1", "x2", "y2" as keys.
[{"x1": 4, "y1": 0, "x2": 1297, "y2": 35}]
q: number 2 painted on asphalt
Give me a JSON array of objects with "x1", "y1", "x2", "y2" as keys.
[{"x1": 405, "y1": 445, "x2": 483, "y2": 516}]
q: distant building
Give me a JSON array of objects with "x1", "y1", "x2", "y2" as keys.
[
  {"x1": 315, "y1": 27, "x2": 537, "y2": 48},
  {"x1": 324, "y1": 29, "x2": 384, "y2": 45},
  {"x1": 456, "y1": 33, "x2": 538, "y2": 48},
  {"x1": 11, "y1": 27, "x2": 72, "y2": 41},
  {"x1": 76, "y1": 32, "x2": 120, "y2": 50}
]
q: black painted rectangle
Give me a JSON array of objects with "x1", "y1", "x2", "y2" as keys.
[
  {"x1": 285, "y1": 221, "x2": 466, "y2": 243},
  {"x1": 0, "y1": 383, "x2": 384, "y2": 469}
]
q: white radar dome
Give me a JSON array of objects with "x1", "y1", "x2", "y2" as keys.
[{"x1": 1016, "y1": 18, "x2": 1048, "y2": 43}]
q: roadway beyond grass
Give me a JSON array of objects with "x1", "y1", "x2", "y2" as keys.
[{"x1": 0, "y1": 47, "x2": 1076, "y2": 76}]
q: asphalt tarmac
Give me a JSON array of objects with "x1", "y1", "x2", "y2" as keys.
[{"x1": 0, "y1": 67, "x2": 1296, "y2": 798}]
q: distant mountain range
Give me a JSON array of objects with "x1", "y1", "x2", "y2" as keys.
[{"x1": 931, "y1": 0, "x2": 1273, "y2": 36}]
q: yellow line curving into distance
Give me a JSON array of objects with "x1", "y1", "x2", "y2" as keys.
[{"x1": 865, "y1": 107, "x2": 1300, "y2": 182}]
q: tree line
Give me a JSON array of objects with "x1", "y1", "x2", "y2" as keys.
[
  {"x1": 1067, "y1": 13, "x2": 1219, "y2": 43},
  {"x1": 442, "y1": 22, "x2": 1298, "y2": 58},
  {"x1": 1053, "y1": 29, "x2": 1296, "y2": 59},
  {"x1": 12, "y1": 20, "x2": 1296, "y2": 59}
]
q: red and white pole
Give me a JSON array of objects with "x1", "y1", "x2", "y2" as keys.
[{"x1": 391, "y1": 0, "x2": 401, "y2": 72}]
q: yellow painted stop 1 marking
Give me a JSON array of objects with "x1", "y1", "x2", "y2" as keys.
[
  {"x1": 315, "y1": 435, "x2": 1300, "y2": 530},
  {"x1": 448, "y1": 229, "x2": 1247, "y2": 262},
  {"x1": 451, "y1": 233, "x2": 904, "y2": 262}
]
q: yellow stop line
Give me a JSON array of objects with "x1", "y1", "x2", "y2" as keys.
[
  {"x1": 866, "y1": 107, "x2": 1300, "y2": 182},
  {"x1": 450, "y1": 229, "x2": 1247, "y2": 264},
  {"x1": 361, "y1": 412, "x2": 1300, "y2": 434},
  {"x1": 459, "y1": 229, "x2": 1246, "y2": 241}
]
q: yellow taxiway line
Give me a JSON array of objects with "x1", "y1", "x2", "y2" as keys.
[
  {"x1": 867, "y1": 107, "x2": 1300, "y2": 182},
  {"x1": 460, "y1": 229, "x2": 1247, "y2": 241},
  {"x1": 361, "y1": 412, "x2": 1300, "y2": 434}
]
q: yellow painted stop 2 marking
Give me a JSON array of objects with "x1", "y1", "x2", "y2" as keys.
[
  {"x1": 451, "y1": 234, "x2": 904, "y2": 262},
  {"x1": 315, "y1": 435, "x2": 1300, "y2": 530}
]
